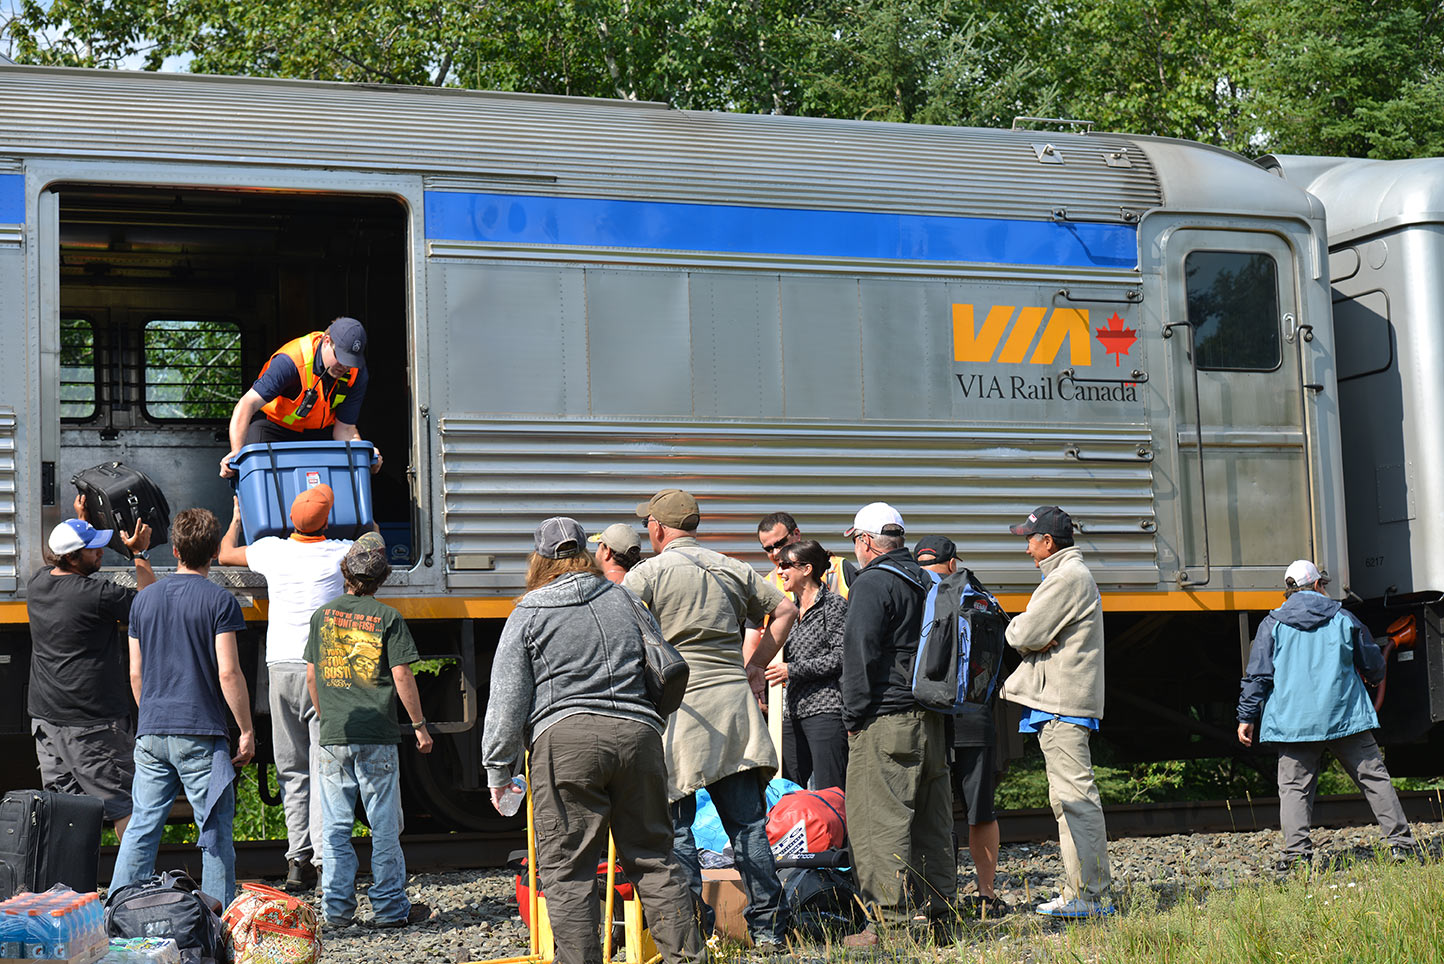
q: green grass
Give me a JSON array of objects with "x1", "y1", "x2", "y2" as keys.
[
  {"x1": 960, "y1": 856, "x2": 1444, "y2": 964},
  {"x1": 101, "y1": 765, "x2": 369, "y2": 846}
]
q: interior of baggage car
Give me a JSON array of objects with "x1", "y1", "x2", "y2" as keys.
[{"x1": 47, "y1": 185, "x2": 415, "y2": 569}]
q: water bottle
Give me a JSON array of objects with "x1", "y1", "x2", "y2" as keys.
[
  {"x1": 0, "y1": 908, "x2": 24, "y2": 959},
  {"x1": 25, "y1": 909, "x2": 48, "y2": 959},
  {"x1": 494, "y1": 775, "x2": 527, "y2": 817}
]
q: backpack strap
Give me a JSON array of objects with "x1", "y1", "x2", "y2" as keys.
[{"x1": 872, "y1": 561, "x2": 927, "y2": 593}]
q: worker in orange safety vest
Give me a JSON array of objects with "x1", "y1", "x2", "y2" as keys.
[{"x1": 219, "y1": 317, "x2": 381, "y2": 478}]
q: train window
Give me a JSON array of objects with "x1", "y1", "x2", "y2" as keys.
[
  {"x1": 1184, "y1": 251, "x2": 1281, "y2": 371},
  {"x1": 60, "y1": 317, "x2": 97, "y2": 420},
  {"x1": 143, "y1": 319, "x2": 243, "y2": 420}
]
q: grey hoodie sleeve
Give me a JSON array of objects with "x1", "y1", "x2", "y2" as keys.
[
  {"x1": 1237, "y1": 616, "x2": 1277, "y2": 723},
  {"x1": 1347, "y1": 611, "x2": 1386, "y2": 685},
  {"x1": 481, "y1": 610, "x2": 536, "y2": 788}
]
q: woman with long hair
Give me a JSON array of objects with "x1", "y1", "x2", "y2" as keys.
[
  {"x1": 481, "y1": 517, "x2": 703, "y2": 964},
  {"x1": 764, "y1": 539, "x2": 849, "y2": 790}
]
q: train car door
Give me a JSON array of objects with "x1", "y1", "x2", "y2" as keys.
[{"x1": 1161, "y1": 228, "x2": 1312, "y2": 585}]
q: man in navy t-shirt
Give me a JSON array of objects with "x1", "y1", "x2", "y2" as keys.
[{"x1": 110, "y1": 508, "x2": 255, "y2": 906}]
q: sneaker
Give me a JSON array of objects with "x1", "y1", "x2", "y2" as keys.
[
  {"x1": 1035, "y1": 897, "x2": 1115, "y2": 919},
  {"x1": 284, "y1": 859, "x2": 318, "y2": 892},
  {"x1": 320, "y1": 916, "x2": 353, "y2": 931},
  {"x1": 368, "y1": 902, "x2": 435, "y2": 929},
  {"x1": 960, "y1": 894, "x2": 1011, "y2": 919},
  {"x1": 751, "y1": 938, "x2": 787, "y2": 956}
]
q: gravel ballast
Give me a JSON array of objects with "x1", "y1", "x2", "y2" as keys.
[{"x1": 299, "y1": 819, "x2": 1443, "y2": 962}]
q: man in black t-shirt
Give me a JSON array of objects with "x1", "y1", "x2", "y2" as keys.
[{"x1": 27, "y1": 508, "x2": 153, "y2": 839}]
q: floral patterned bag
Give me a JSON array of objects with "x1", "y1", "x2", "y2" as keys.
[{"x1": 222, "y1": 883, "x2": 322, "y2": 964}]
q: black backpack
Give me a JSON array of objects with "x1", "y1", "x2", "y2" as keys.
[
  {"x1": 778, "y1": 865, "x2": 865, "y2": 940},
  {"x1": 105, "y1": 871, "x2": 226, "y2": 963}
]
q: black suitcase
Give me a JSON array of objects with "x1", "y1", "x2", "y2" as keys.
[
  {"x1": 0, "y1": 790, "x2": 104, "y2": 900},
  {"x1": 71, "y1": 461, "x2": 171, "y2": 559}
]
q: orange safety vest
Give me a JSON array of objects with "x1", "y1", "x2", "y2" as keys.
[{"x1": 258, "y1": 332, "x2": 359, "y2": 432}]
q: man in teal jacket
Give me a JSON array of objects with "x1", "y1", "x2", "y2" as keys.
[{"x1": 1237, "y1": 560, "x2": 1418, "y2": 871}]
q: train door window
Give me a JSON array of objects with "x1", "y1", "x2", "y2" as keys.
[
  {"x1": 1184, "y1": 251, "x2": 1281, "y2": 371},
  {"x1": 143, "y1": 319, "x2": 243, "y2": 421},
  {"x1": 60, "y1": 317, "x2": 97, "y2": 420}
]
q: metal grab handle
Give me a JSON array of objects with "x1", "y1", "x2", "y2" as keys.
[
  {"x1": 1059, "y1": 367, "x2": 1149, "y2": 385},
  {"x1": 1057, "y1": 287, "x2": 1144, "y2": 304},
  {"x1": 1065, "y1": 445, "x2": 1154, "y2": 463},
  {"x1": 1162, "y1": 320, "x2": 1211, "y2": 587}
]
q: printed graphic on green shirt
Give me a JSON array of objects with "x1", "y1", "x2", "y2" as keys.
[{"x1": 318, "y1": 608, "x2": 385, "y2": 689}]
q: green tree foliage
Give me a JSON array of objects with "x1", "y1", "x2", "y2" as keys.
[
  {"x1": 1243, "y1": 0, "x2": 1444, "y2": 158},
  {"x1": 5, "y1": 0, "x2": 1444, "y2": 158}
]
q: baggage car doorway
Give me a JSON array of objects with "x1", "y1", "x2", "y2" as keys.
[
  {"x1": 1162, "y1": 228, "x2": 1313, "y2": 584},
  {"x1": 37, "y1": 184, "x2": 416, "y2": 571}
]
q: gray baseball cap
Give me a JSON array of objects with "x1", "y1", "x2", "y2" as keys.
[
  {"x1": 535, "y1": 516, "x2": 586, "y2": 559},
  {"x1": 589, "y1": 523, "x2": 641, "y2": 555}
]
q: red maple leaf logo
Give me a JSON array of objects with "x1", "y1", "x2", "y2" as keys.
[{"x1": 1095, "y1": 312, "x2": 1137, "y2": 366}]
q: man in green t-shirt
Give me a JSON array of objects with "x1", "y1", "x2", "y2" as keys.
[{"x1": 305, "y1": 532, "x2": 434, "y2": 929}]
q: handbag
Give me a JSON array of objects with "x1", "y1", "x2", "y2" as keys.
[{"x1": 617, "y1": 586, "x2": 690, "y2": 715}]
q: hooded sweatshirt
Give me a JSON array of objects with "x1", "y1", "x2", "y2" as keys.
[
  {"x1": 1237, "y1": 590, "x2": 1383, "y2": 744},
  {"x1": 481, "y1": 571, "x2": 662, "y2": 786}
]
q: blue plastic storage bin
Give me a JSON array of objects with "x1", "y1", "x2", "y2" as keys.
[
  {"x1": 233, "y1": 440, "x2": 376, "y2": 542},
  {"x1": 378, "y1": 522, "x2": 413, "y2": 566}
]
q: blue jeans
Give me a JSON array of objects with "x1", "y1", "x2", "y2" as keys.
[
  {"x1": 317, "y1": 743, "x2": 409, "y2": 924},
  {"x1": 110, "y1": 734, "x2": 236, "y2": 906},
  {"x1": 671, "y1": 769, "x2": 786, "y2": 943}
]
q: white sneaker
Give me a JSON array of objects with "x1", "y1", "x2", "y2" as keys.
[{"x1": 1035, "y1": 897, "x2": 1115, "y2": 919}]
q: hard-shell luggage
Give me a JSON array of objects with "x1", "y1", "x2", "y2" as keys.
[
  {"x1": 0, "y1": 789, "x2": 104, "y2": 900},
  {"x1": 106, "y1": 871, "x2": 226, "y2": 964},
  {"x1": 70, "y1": 461, "x2": 172, "y2": 558}
]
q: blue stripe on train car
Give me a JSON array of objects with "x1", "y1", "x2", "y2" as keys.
[
  {"x1": 0, "y1": 175, "x2": 22, "y2": 223},
  {"x1": 423, "y1": 190, "x2": 1139, "y2": 270}
]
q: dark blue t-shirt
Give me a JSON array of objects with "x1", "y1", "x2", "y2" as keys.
[
  {"x1": 129, "y1": 574, "x2": 248, "y2": 737},
  {"x1": 252, "y1": 352, "x2": 369, "y2": 426}
]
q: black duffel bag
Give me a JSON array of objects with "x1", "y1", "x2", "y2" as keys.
[{"x1": 105, "y1": 870, "x2": 226, "y2": 963}]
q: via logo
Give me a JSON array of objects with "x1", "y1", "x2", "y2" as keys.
[{"x1": 952, "y1": 304, "x2": 1094, "y2": 366}]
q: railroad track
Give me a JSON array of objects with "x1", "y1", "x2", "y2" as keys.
[{"x1": 101, "y1": 790, "x2": 1444, "y2": 879}]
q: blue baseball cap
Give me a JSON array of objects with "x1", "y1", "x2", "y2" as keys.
[{"x1": 49, "y1": 518, "x2": 113, "y2": 555}]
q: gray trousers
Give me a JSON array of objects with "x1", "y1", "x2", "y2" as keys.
[
  {"x1": 846, "y1": 710, "x2": 956, "y2": 924},
  {"x1": 1038, "y1": 719, "x2": 1112, "y2": 901},
  {"x1": 1277, "y1": 729, "x2": 1416, "y2": 858},
  {"x1": 531, "y1": 714, "x2": 704, "y2": 964},
  {"x1": 269, "y1": 663, "x2": 323, "y2": 866}
]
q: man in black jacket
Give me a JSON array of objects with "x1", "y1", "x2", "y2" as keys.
[{"x1": 838, "y1": 503, "x2": 955, "y2": 946}]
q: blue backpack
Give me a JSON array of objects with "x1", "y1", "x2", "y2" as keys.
[{"x1": 876, "y1": 564, "x2": 1009, "y2": 713}]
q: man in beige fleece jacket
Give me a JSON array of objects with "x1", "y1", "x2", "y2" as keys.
[{"x1": 1001, "y1": 506, "x2": 1114, "y2": 918}]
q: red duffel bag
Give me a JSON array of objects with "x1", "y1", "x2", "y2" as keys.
[{"x1": 766, "y1": 787, "x2": 847, "y2": 858}]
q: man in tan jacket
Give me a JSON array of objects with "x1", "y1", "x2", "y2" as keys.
[{"x1": 1000, "y1": 506, "x2": 1113, "y2": 918}]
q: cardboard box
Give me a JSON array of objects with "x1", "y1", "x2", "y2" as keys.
[{"x1": 701, "y1": 868, "x2": 749, "y2": 941}]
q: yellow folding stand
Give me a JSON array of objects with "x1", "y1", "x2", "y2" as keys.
[{"x1": 465, "y1": 756, "x2": 659, "y2": 964}]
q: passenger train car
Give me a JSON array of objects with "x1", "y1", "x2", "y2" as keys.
[{"x1": 0, "y1": 62, "x2": 1401, "y2": 830}]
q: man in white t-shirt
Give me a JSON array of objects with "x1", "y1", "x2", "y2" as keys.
[{"x1": 219, "y1": 485, "x2": 352, "y2": 890}]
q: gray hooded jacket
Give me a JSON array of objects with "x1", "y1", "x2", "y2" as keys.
[{"x1": 481, "y1": 571, "x2": 663, "y2": 786}]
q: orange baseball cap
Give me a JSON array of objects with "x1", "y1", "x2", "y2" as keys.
[{"x1": 290, "y1": 484, "x2": 334, "y2": 534}]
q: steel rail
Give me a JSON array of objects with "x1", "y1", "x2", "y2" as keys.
[{"x1": 96, "y1": 791, "x2": 1444, "y2": 878}]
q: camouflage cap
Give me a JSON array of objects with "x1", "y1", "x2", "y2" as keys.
[{"x1": 343, "y1": 531, "x2": 390, "y2": 581}]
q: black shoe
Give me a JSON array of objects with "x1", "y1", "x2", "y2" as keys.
[
  {"x1": 1275, "y1": 854, "x2": 1310, "y2": 874},
  {"x1": 284, "y1": 859, "x2": 318, "y2": 891},
  {"x1": 960, "y1": 894, "x2": 1012, "y2": 919},
  {"x1": 368, "y1": 902, "x2": 434, "y2": 929},
  {"x1": 1390, "y1": 844, "x2": 1424, "y2": 863}
]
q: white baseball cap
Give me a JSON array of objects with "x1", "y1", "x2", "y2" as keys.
[
  {"x1": 1284, "y1": 559, "x2": 1322, "y2": 587},
  {"x1": 845, "y1": 502, "x2": 905, "y2": 538},
  {"x1": 49, "y1": 518, "x2": 113, "y2": 556}
]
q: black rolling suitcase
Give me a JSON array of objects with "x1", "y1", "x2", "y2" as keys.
[
  {"x1": 70, "y1": 461, "x2": 171, "y2": 558},
  {"x1": 0, "y1": 790, "x2": 104, "y2": 900}
]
